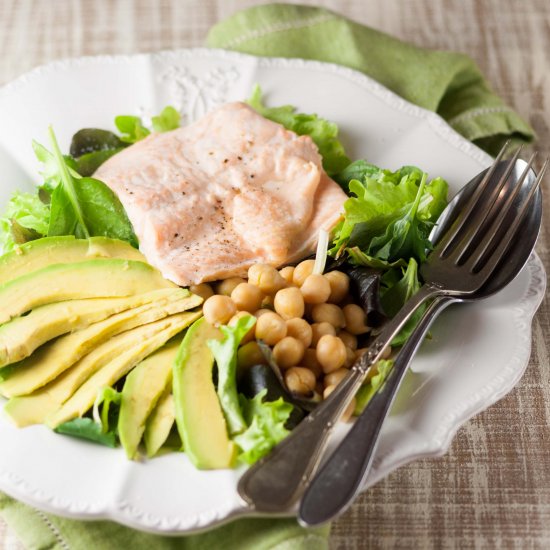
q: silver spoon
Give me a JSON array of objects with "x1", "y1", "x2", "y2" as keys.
[{"x1": 298, "y1": 157, "x2": 543, "y2": 526}]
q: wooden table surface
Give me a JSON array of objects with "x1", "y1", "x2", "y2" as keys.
[{"x1": 0, "y1": 0, "x2": 549, "y2": 548}]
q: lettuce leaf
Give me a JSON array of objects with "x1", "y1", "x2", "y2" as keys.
[
  {"x1": 208, "y1": 315, "x2": 257, "y2": 436},
  {"x1": 151, "y1": 106, "x2": 181, "y2": 133},
  {"x1": 234, "y1": 389, "x2": 293, "y2": 465},
  {"x1": 114, "y1": 115, "x2": 151, "y2": 144},
  {"x1": 0, "y1": 191, "x2": 50, "y2": 252},
  {"x1": 115, "y1": 105, "x2": 181, "y2": 143},
  {"x1": 247, "y1": 85, "x2": 350, "y2": 176},
  {"x1": 354, "y1": 359, "x2": 395, "y2": 415}
]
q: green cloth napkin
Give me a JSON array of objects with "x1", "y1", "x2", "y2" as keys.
[
  {"x1": 0, "y1": 4, "x2": 535, "y2": 549},
  {"x1": 207, "y1": 3, "x2": 534, "y2": 155},
  {"x1": 0, "y1": 492, "x2": 329, "y2": 549}
]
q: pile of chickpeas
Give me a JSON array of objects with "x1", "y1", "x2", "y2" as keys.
[{"x1": 190, "y1": 260, "x2": 391, "y2": 422}]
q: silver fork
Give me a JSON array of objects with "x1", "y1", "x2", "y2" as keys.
[{"x1": 237, "y1": 146, "x2": 548, "y2": 515}]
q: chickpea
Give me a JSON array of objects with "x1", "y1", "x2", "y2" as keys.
[
  {"x1": 274, "y1": 287, "x2": 305, "y2": 320},
  {"x1": 253, "y1": 308, "x2": 273, "y2": 318},
  {"x1": 343, "y1": 304, "x2": 370, "y2": 335},
  {"x1": 216, "y1": 277, "x2": 245, "y2": 297},
  {"x1": 237, "y1": 341, "x2": 267, "y2": 372},
  {"x1": 203, "y1": 295, "x2": 236, "y2": 325},
  {"x1": 311, "y1": 303, "x2": 346, "y2": 329},
  {"x1": 229, "y1": 311, "x2": 256, "y2": 344},
  {"x1": 324, "y1": 270, "x2": 350, "y2": 304},
  {"x1": 255, "y1": 312, "x2": 287, "y2": 346},
  {"x1": 248, "y1": 263, "x2": 286, "y2": 294},
  {"x1": 315, "y1": 380, "x2": 325, "y2": 396},
  {"x1": 189, "y1": 283, "x2": 214, "y2": 301},
  {"x1": 231, "y1": 283, "x2": 263, "y2": 312},
  {"x1": 300, "y1": 274, "x2": 332, "y2": 304},
  {"x1": 324, "y1": 367, "x2": 350, "y2": 387},
  {"x1": 310, "y1": 322, "x2": 336, "y2": 347},
  {"x1": 380, "y1": 345, "x2": 392, "y2": 360},
  {"x1": 273, "y1": 337, "x2": 305, "y2": 369},
  {"x1": 339, "y1": 330, "x2": 357, "y2": 351},
  {"x1": 366, "y1": 362, "x2": 379, "y2": 382},
  {"x1": 344, "y1": 346, "x2": 356, "y2": 368},
  {"x1": 285, "y1": 366, "x2": 316, "y2": 395},
  {"x1": 355, "y1": 347, "x2": 368, "y2": 360},
  {"x1": 323, "y1": 385, "x2": 356, "y2": 422},
  {"x1": 279, "y1": 266, "x2": 295, "y2": 285},
  {"x1": 292, "y1": 259, "x2": 316, "y2": 287},
  {"x1": 302, "y1": 348, "x2": 323, "y2": 379},
  {"x1": 261, "y1": 294, "x2": 275, "y2": 309},
  {"x1": 316, "y1": 334, "x2": 347, "y2": 373},
  {"x1": 286, "y1": 318, "x2": 313, "y2": 348}
]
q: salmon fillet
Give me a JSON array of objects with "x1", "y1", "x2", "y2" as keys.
[{"x1": 95, "y1": 102, "x2": 347, "y2": 285}]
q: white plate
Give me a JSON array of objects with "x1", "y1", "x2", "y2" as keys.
[{"x1": 0, "y1": 49, "x2": 545, "y2": 534}]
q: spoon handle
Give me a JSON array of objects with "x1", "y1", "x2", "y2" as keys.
[
  {"x1": 237, "y1": 284, "x2": 440, "y2": 513},
  {"x1": 297, "y1": 296, "x2": 455, "y2": 526}
]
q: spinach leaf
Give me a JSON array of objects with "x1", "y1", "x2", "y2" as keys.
[
  {"x1": 73, "y1": 149, "x2": 124, "y2": 177},
  {"x1": 55, "y1": 417, "x2": 117, "y2": 448},
  {"x1": 42, "y1": 128, "x2": 138, "y2": 247},
  {"x1": 70, "y1": 128, "x2": 126, "y2": 158}
]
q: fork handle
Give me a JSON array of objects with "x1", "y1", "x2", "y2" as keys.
[
  {"x1": 298, "y1": 295, "x2": 455, "y2": 526},
  {"x1": 237, "y1": 283, "x2": 440, "y2": 513}
]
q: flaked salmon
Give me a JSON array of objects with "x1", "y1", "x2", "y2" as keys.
[{"x1": 95, "y1": 102, "x2": 347, "y2": 285}]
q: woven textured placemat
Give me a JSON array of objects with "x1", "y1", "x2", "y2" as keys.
[{"x1": 0, "y1": 1, "x2": 549, "y2": 548}]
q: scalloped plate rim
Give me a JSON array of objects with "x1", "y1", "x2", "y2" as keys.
[{"x1": 0, "y1": 48, "x2": 545, "y2": 534}]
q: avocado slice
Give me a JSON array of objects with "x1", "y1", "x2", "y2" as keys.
[
  {"x1": 173, "y1": 318, "x2": 237, "y2": 469},
  {"x1": 0, "y1": 236, "x2": 146, "y2": 287},
  {"x1": 143, "y1": 392, "x2": 176, "y2": 458},
  {"x1": 46, "y1": 311, "x2": 201, "y2": 428},
  {"x1": 0, "y1": 289, "x2": 201, "y2": 398},
  {"x1": 0, "y1": 259, "x2": 177, "y2": 326},
  {"x1": 0, "y1": 288, "x2": 186, "y2": 368},
  {"x1": 118, "y1": 339, "x2": 180, "y2": 459},
  {"x1": 5, "y1": 315, "x2": 191, "y2": 427}
]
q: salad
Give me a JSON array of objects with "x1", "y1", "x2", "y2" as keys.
[{"x1": 0, "y1": 86, "x2": 448, "y2": 469}]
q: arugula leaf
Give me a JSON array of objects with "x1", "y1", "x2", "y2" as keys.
[
  {"x1": 234, "y1": 389, "x2": 293, "y2": 465},
  {"x1": 40, "y1": 128, "x2": 138, "y2": 247},
  {"x1": 331, "y1": 164, "x2": 448, "y2": 266},
  {"x1": 114, "y1": 115, "x2": 151, "y2": 144},
  {"x1": 354, "y1": 360, "x2": 394, "y2": 415},
  {"x1": 208, "y1": 315, "x2": 256, "y2": 436},
  {"x1": 32, "y1": 140, "x2": 80, "y2": 193},
  {"x1": 93, "y1": 386, "x2": 122, "y2": 434},
  {"x1": 0, "y1": 191, "x2": 50, "y2": 252},
  {"x1": 55, "y1": 417, "x2": 117, "y2": 448},
  {"x1": 367, "y1": 173, "x2": 432, "y2": 263},
  {"x1": 247, "y1": 85, "x2": 350, "y2": 176},
  {"x1": 151, "y1": 106, "x2": 181, "y2": 133},
  {"x1": 380, "y1": 258, "x2": 427, "y2": 346}
]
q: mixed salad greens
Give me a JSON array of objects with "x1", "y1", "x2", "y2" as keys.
[{"x1": 0, "y1": 88, "x2": 448, "y2": 466}]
